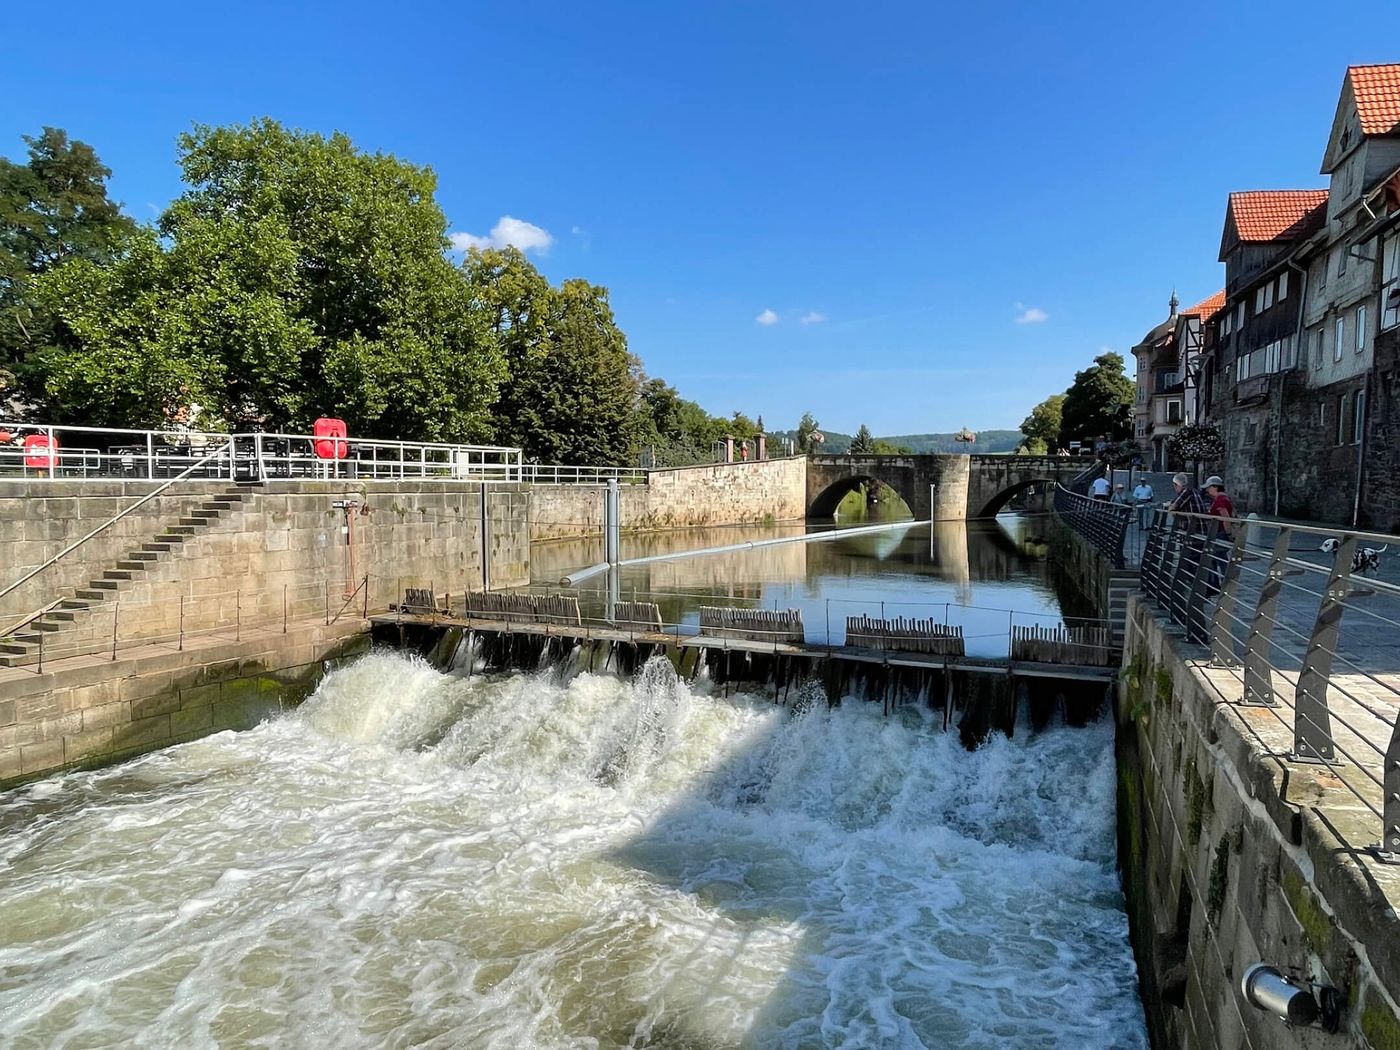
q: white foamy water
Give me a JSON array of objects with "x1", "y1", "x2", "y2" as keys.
[{"x1": 0, "y1": 651, "x2": 1146, "y2": 1048}]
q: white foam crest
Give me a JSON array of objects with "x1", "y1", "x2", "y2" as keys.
[{"x1": 0, "y1": 650, "x2": 1145, "y2": 1048}]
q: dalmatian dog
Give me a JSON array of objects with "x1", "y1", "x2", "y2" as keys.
[{"x1": 1319, "y1": 537, "x2": 1388, "y2": 575}]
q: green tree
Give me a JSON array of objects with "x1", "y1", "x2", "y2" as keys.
[
  {"x1": 33, "y1": 119, "x2": 503, "y2": 438},
  {"x1": 1019, "y1": 394, "x2": 1065, "y2": 453},
  {"x1": 471, "y1": 244, "x2": 641, "y2": 463},
  {"x1": 796, "y1": 411, "x2": 821, "y2": 453},
  {"x1": 0, "y1": 128, "x2": 136, "y2": 408},
  {"x1": 870, "y1": 438, "x2": 912, "y2": 454},
  {"x1": 1059, "y1": 352, "x2": 1134, "y2": 447},
  {"x1": 849, "y1": 423, "x2": 875, "y2": 453}
]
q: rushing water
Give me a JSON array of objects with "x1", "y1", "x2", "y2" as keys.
[{"x1": 0, "y1": 649, "x2": 1146, "y2": 1048}]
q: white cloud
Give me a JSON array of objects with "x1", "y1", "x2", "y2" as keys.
[
  {"x1": 800, "y1": 311, "x2": 827, "y2": 325},
  {"x1": 449, "y1": 215, "x2": 554, "y2": 254},
  {"x1": 571, "y1": 225, "x2": 584, "y2": 235},
  {"x1": 1014, "y1": 303, "x2": 1048, "y2": 324},
  {"x1": 755, "y1": 308, "x2": 780, "y2": 326}
]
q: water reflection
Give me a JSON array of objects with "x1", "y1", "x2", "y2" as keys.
[{"x1": 528, "y1": 514, "x2": 1081, "y2": 658}]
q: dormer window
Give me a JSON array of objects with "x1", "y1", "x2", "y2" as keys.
[{"x1": 1341, "y1": 125, "x2": 1352, "y2": 152}]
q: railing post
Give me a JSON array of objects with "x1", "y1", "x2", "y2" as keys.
[
  {"x1": 111, "y1": 599, "x2": 118, "y2": 661},
  {"x1": 325, "y1": 581, "x2": 330, "y2": 626},
  {"x1": 1292, "y1": 536, "x2": 1354, "y2": 764},
  {"x1": 1242, "y1": 528, "x2": 1294, "y2": 706},
  {"x1": 1182, "y1": 519, "x2": 1220, "y2": 645},
  {"x1": 283, "y1": 584, "x2": 288, "y2": 634},
  {"x1": 179, "y1": 594, "x2": 185, "y2": 652},
  {"x1": 47, "y1": 425, "x2": 55, "y2": 480},
  {"x1": 1382, "y1": 719, "x2": 1400, "y2": 858},
  {"x1": 146, "y1": 431, "x2": 155, "y2": 480},
  {"x1": 1208, "y1": 526, "x2": 1248, "y2": 666}
]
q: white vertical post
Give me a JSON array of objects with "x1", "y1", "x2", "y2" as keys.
[
  {"x1": 480, "y1": 481, "x2": 491, "y2": 592},
  {"x1": 146, "y1": 431, "x2": 155, "y2": 480},
  {"x1": 605, "y1": 479, "x2": 620, "y2": 567},
  {"x1": 46, "y1": 426, "x2": 55, "y2": 479}
]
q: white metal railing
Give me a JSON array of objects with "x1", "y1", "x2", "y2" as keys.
[
  {"x1": 0, "y1": 422, "x2": 524, "y2": 483},
  {"x1": 521, "y1": 464, "x2": 647, "y2": 484}
]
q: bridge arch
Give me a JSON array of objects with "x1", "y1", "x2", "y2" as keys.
[
  {"x1": 807, "y1": 475, "x2": 914, "y2": 520},
  {"x1": 967, "y1": 477, "x2": 1055, "y2": 518},
  {"x1": 806, "y1": 453, "x2": 1086, "y2": 520}
]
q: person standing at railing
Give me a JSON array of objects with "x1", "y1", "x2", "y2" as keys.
[
  {"x1": 1201, "y1": 475, "x2": 1234, "y2": 594},
  {"x1": 1090, "y1": 474, "x2": 1110, "y2": 501},
  {"x1": 1167, "y1": 472, "x2": 1205, "y2": 526},
  {"x1": 1132, "y1": 478, "x2": 1155, "y2": 529}
]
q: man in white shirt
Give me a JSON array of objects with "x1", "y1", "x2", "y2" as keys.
[
  {"x1": 1132, "y1": 479, "x2": 1155, "y2": 528},
  {"x1": 1090, "y1": 475, "x2": 1110, "y2": 501}
]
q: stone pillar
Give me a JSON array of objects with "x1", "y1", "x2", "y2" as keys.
[
  {"x1": 757, "y1": 433, "x2": 767, "y2": 460},
  {"x1": 723, "y1": 436, "x2": 734, "y2": 463}
]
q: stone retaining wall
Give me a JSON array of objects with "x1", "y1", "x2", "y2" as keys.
[{"x1": 1119, "y1": 597, "x2": 1400, "y2": 1048}]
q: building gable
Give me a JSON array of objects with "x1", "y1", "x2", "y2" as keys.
[{"x1": 1322, "y1": 65, "x2": 1400, "y2": 173}]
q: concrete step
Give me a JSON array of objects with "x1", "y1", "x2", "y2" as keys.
[
  {"x1": 199, "y1": 501, "x2": 236, "y2": 511},
  {"x1": 28, "y1": 620, "x2": 63, "y2": 633},
  {"x1": 139, "y1": 543, "x2": 172, "y2": 554},
  {"x1": 154, "y1": 533, "x2": 187, "y2": 544},
  {"x1": 168, "y1": 525, "x2": 198, "y2": 535},
  {"x1": 75, "y1": 589, "x2": 110, "y2": 601},
  {"x1": 128, "y1": 549, "x2": 162, "y2": 560},
  {"x1": 0, "y1": 641, "x2": 33, "y2": 655},
  {"x1": 102, "y1": 570, "x2": 137, "y2": 582},
  {"x1": 87, "y1": 579, "x2": 121, "y2": 591},
  {"x1": 45, "y1": 610, "x2": 79, "y2": 622},
  {"x1": 190, "y1": 509, "x2": 222, "y2": 519},
  {"x1": 59, "y1": 598, "x2": 92, "y2": 610},
  {"x1": 115, "y1": 561, "x2": 152, "y2": 572},
  {"x1": 178, "y1": 517, "x2": 213, "y2": 528}
]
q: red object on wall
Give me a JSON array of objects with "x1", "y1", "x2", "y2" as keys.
[
  {"x1": 313, "y1": 417, "x2": 348, "y2": 460},
  {"x1": 24, "y1": 433, "x2": 57, "y2": 470}
]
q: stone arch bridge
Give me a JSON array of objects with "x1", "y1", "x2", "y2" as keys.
[{"x1": 807, "y1": 454, "x2": 1090, "y2": 520}]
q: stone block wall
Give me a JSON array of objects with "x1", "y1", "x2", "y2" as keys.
[
  {"x1": 527, "y1": 457, "x2": 808, "y2": 540},
  {"x1": 1119, "y1": 598, "x2": 1400, "y2": 1049},
  {"x1": 0, "y1": 481, "x2": 233, "y2": 626},
  {"x1": 1, "y1": 481, "x2": 530, "y2": 659},
  {"x1": 0, "y1": 620, "x2": 369, "y2": 788}
]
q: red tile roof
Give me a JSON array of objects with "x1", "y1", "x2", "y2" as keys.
[
  {"x1": 1226, "y1": 190, "x2": 1329, "y2": 242},
  {"x1": 1349, "y1": 64, "x2": 1400, "y2": 136},
  {"x1": 1181, "y1": 290, "x2": 1226, "y2": 323}
]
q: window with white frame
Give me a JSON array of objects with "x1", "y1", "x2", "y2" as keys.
[
  {"x1": 1277, "y1": 271, "x2": 1288, "y2": 300},
  {"x1": 1335, "y1": 316, "x2": 1346, "y2": 362},
  {"x1": 1338, "y1": 244, "x2": 1348, "y2": 277},
  {"x1": 1222, "y1": 309, "x2": 1232, "y2": 336},
  {"x1": 1357, "y1": 304, "x2": 1367, "y2": 354},
  {"x1": 1383, "y1": 233, "x2": 1400, "y2": 331},
  {"x1": 1353, "y1": 389, "x2": 1366, "y2": 444},
  {"x1": 1166, "y1": 399, "x2": 1182, "y2": 424},
  {"x1": 1254, "y1": 287, "x2": 1265, "y2": 313},
  {"x1": 1264, "y1": 283, "x2": 1275, "y2": 310},
  {"x1": 1338, "y1": 394, "x2": 1349, "y2": 445},
  {"x1": 1236, "y1": 302, "x2": 1245, "y2": 329},
  {"x1": 1314, "y1": 327, "x2": 1324, "y2": 369},
  {"x1": 1282, "y1": 334, "x2": 1298, "y2": 370},
  {"x1": 1319, "y1": 401, "x2": 1328, "y2": 428}
]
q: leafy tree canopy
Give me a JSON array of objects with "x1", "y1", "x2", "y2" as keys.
[
  {"x1": 1059, "y1": 352, "x2": 1134, "y2": 447},
  {"x1": 33, "y1": 119, "x2": 503, "y2": 438},
  {"x1": 0, "y1": 128, "x2": 136, "y2": 401},
  {"x1": 849, "y1": 423, "x2": 875, "y2": 453},
  {"x1": 1020, "y1": 394, "x2": 1065, "y2": 452}
]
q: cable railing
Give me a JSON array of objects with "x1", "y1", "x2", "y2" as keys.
[
  {"x1": 1138, "y1": 508, "x2": 1400, "y2": 859},
  {"x1": 519, "y1": 464, "x2": 647, "y2": 484},
  {"x1": 1053, "y1": 484, "x2": 1133, "y2": 568}
]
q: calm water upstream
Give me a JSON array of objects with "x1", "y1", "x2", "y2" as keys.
[{"x1": 0, "y1": 516, "x2": 1147, "y2": 1048}]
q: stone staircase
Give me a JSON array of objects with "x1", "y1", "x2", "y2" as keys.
[{"x1": 0, "y1": 486, "x2": 252, "y2": 668}]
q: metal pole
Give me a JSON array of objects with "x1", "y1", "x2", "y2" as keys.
[
  {"x1": 325, "y1": 581, "x2": 330, "y2": 626},
  {"x1": 111, "y1": 600, "x2": 118, "y2": 661},
  {"x1": 236, "y1": 588, "x2": 241, "y2": 642},
  {"x1": 179, "y1": 594, "x2": 185, "y2": 652},
  {"x1": 480, "y1": 482, "x2": 491, "y2": 592},
  {"x1": 605, "y1": 479, "x2": 621, "y2": 567},
  {"x1": 283, "y1": 584, "x2": 288, "y2": 634},
  {"x1": 146, "y1": 431, "x2": 155, "y2": 480}
]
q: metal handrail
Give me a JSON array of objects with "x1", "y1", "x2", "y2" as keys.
[
  {"x1": 1135, "y1": 508, "x2": 1400, "y2": 857},
  {"x1": 1052, "y1": 484, "x2": 1132, "y2": 568},
  {"x1": 0, "y1": 438, "x2": 235, "y2": 609}
]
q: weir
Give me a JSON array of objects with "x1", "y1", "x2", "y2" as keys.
[{"x1": 370, "y1": 592, "x2": 1115, "y2": 747}]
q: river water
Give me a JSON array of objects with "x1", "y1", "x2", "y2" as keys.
[{"x1": 0, "y1": 517, "x2": 1147, "y2": 1049}]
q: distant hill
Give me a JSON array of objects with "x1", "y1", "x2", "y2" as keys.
[{"x1": 767, "y1": 429, "x2": 1023, "y2": 455}]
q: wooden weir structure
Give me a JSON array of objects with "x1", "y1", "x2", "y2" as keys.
[{"x1": 374, "y1": 592, "x2": 1118, "y2": 745}]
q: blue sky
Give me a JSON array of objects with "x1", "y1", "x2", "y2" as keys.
[{"x1": 0, "y1": 2, "x2": 1380, "y2": 434}]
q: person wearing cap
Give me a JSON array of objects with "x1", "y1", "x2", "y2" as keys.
[
  {"x1": 1202, "y1": 475, "x2": 1234, "y2": 592},
  {"x1": 1110, "y1": 483, "x2": 1128, "y2": 505},
  {"x1": 1203, "y1": 476, "x2": 1233, "y2": 530}
]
